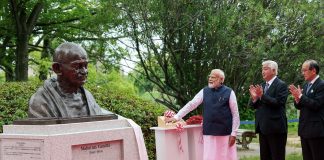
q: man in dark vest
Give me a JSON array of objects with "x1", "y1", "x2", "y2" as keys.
[
  {"x1": 289, "y1": 60, "x2": 324, "y2": 160},
  {"x1": 166, "y1": 69, "x2": 240, "y2": 160},
  {"x1": 249, "y1": 60, "x2": 288, "y2": 160}
]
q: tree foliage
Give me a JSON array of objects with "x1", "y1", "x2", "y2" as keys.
[
  {"x1": 0, "y1": 0, "x2": 323, "y2": 120},
  {"x1": 120, "y1": 0, "x2": 323, "y2": 118},
  {"x1": 0, "y1": 0, "x2": 124, "y2": 81}
]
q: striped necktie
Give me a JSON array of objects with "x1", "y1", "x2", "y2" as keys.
[
  {"x1": 306, "y1": 83, "x2": 312, "y2": 94},
  {"x1": 264, "y1": 83, "x2": 269, "y2": 94}
]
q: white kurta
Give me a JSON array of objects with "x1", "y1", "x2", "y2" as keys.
[{"x1": 174, "y1": 88, "x2": 240, "y2": 160}]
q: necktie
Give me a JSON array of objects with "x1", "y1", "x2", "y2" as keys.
[
  {"x1": 306, "y1": 83, "x2": 312, "y2": 94},
  {"x1": 264, "y1": 83, "x2": 269, "y2": 94}
]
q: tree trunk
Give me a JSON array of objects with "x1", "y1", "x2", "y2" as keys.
[
  {"x1": 9, "y1": 0, "x2": 44, "y2": 81},
  {"x1": 5, "y1": 66, "x2": 15, "y2": 82},
  {"x1": 15, "y1": 34, "x2": 29, "y2": 81}
]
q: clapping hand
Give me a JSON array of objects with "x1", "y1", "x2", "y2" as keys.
[
  {"x1": 249, "y1": 85, "x2": 263, "y2": 101},
  {"x1": 289, "y1": 84, "x2": 302, "y2": 102}
]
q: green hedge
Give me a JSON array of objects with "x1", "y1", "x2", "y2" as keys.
[
  {"x1": 0, "y1": 77, "x2": 165, "y2": 160},
  {"x1": 0, "y1": 81, "x2": 41, "y2": 132}
]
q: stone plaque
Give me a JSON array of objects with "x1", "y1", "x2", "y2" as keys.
[
  {"x1": 0, "y1": 139, "x2": 44, "y2": 160},
  {"x1": 72, "y1": 140, "x2": 123, "y2": 160}
]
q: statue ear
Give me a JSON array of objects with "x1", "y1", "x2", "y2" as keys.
[{"x1": 52, "y1": 62, "x2": 62, "y2": 75}]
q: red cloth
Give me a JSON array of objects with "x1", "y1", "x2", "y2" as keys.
[{"x1": 186, "y1": 115, "x2": 203, "y2": 125}]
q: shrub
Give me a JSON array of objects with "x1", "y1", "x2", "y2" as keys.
[{"x1": 0, "y1": 80, "x2": 41, "y2": 132}]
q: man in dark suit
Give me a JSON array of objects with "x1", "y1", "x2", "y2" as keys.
[
  {"x1": 249, "y1": 60, "x2": 288, "y2": 160},
  {"x1": 289, "y1": 59, "x2": 324, "y2": 160}
]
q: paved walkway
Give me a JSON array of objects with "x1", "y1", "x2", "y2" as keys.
[{"x1": 238, "y1": 137, "x2": 302, "y2": 159}]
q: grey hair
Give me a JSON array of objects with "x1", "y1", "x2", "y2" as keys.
[
  {"x1": 211, "y1": 69, "x2": 225, "y2": 82},
  {"x1": 262, "y1": 60, "x2": 278, "y2": 75},
  {"x1": 304, "y1": 59, "x2": 319, "y2": 74},
  {"x1": 53, "y1": 42, "x2": 87, "y2": 63}
]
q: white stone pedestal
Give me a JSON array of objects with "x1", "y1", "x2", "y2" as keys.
[
  {"x1": 0, "y1": 119, "x2": 144, "y2": 160},
  {"x1": 151, "y1": 124, "x2": 203, "y2": 160}
]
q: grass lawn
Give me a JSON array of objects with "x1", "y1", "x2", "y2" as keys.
[
  {"x1": 287, "y1": 123, "x2": 298, "y2": 137},
  {"x1": 240, "y1": 152, "x2": 302, "y2": 160}
]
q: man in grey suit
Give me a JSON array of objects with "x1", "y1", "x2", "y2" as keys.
[
  {"x1": 249, "y1": 60, "x2": 288, "y2": 160},
  {"x1": 289, "y1": 59, "x2": 324, "y2": 160}
]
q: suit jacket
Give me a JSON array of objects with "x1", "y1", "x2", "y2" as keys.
[
  {"x1": 295, "y1": 77, "x2": 324, "y2": 138},
  {"x1": 250, "y1": 77, "x2": 288, "y2": 135}
]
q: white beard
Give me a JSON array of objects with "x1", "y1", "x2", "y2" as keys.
[{"x1": 208, "y1": 83, "x2": 216, "y2": 88}]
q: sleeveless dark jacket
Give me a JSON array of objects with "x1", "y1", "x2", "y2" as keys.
[{"x1": 203, "y1": 85, "x2": 232, "y2": 135}]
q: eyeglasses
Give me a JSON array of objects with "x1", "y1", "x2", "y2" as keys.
[
  {"x1": 301, "y1": 69, "x2": 310, "y2": 73},
  {"x1": 57, "y1": 60, "x2": 88, "y2": 73},
  {"x1": 207, "y1": 75, "x2": 218, "y2": 80}
]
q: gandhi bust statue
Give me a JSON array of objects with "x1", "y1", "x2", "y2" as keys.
[{"x1": 28, "y1": 42, "x2": 111, "y2": 118}]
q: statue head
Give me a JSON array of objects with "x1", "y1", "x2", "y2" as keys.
[{"x1": 52, "y1": 42, "x2": 89, "y2": 92}]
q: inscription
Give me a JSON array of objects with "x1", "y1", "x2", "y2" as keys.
[
  {"x1": 0, "y1": 139, "x2": 44, "y2": 160},
  {"x1": 80, "y1": 143, "x2": 111, "y2": 151},
  {"x1": 72, "y1": 140, "x2": 122, "y2": 160}
]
